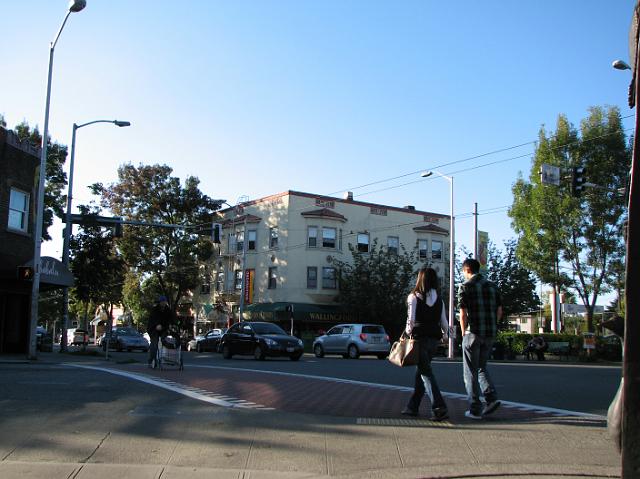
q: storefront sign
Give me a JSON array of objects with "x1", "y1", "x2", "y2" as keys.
[
  {"x1": 423, "y1": 215, "x2": 440, "y2": 223},
  {"x1": 244, "y1": 269, "x2": 254, "y2": 304},
  {"x1": 315, "y1": 199, "x2": 335, "y2": 208}
]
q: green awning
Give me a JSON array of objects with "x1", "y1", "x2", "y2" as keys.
[
  {"x1": 244, "y1": 302, "x2": 358, "y2": 323},
  {"x1": 203, "y1": 303, "x2": 214, "y2": 314}
]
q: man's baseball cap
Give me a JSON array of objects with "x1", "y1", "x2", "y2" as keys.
[{"x1": 157, "y1": 295, "x2": 168, "y2": 303}]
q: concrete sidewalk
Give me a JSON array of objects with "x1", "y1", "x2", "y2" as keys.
[{"x1": 0, "y1": 351, "x2": 622, "y2": 478}]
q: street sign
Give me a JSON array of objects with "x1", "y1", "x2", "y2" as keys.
[{"x1": 540, "y1": 164, "x2": 560, "y2": 186}]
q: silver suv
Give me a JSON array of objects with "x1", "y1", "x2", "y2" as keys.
[{"x1": 312, "y1": 324, "x2": 391, "y2": 359}]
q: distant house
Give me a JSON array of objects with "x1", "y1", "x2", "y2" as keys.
[{"x1": 508, "y1": 314, "x2": 537, "y2": 334}]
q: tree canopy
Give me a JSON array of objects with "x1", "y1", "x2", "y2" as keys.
[
  {"x1": 509, "y1": 106, "x2": 629, "y2": 331},
  {"x1": 94, "y1": 163, "x2": 223, "y2": 313},
  {"x1": 334, "y1": 241, "x2": 418, "y2": 338}
]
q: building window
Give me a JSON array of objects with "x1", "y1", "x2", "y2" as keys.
[
  {"x1": 234, "y1": 270, "x2": 243, "y2": 291},
  {"x1": 418, "y1": 239, "x2": 428, "y2": 260},
  {"x1": 268, "y1": 267, "x2": 277, "y2": 289},
  {"x1": 247, "y1": 230, "x2": 257, "y2": 250},
  {"x1": 200, "y1": 283, "x2": 211, "y2": 294},
  {"x1": 339, "y1": 229, "x2": 343, "y2": 250},
  {"x1": 322, "y1": 267, "x2": 337, "y2": 289},
  {"x1": 307, "y1": 267, "x2": 317, "y2": 289},
  {"x1": 432, "y1": 240, "x2": 443, "y2": 260},
  {"x1": 270, "y1": 227, "x2": 278, "y2": 248},
  {"x1": 9, "y1": 188, "x2": 29, "y2": 232},
  {"x1": 235, "y1": 229, "x2": 244, "y2": 253},
  {"x1": 357, "y1": 233, "x2": 370, "y2": 253},
  {"x1": 322, "y1": 227, "x2": 336, "y2": 248},
  {"x1": 387, "y1": 236, "x2": 399, "y2": 255},
  {"x1": 216, "y1": 271, "x2": 224, "y2": 292},
  {"x1": 521, "y1": 317, "x2": 528, "y2": 324},
  {"x1": 308, "y1": 226, "x2": 318, "y2": 248}
]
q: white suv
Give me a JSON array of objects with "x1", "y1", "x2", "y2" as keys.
[{"x1": 312, "y1": 324, "x2": 391, "y2": 359}]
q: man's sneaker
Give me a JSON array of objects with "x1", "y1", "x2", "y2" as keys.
[
  {"x1": 431, "y1": 408, "x2": 449, "y2": 422},
  {"x1": 401, "y1": 407, "x2": 419, "y2": 417},
  {"x1": 464, "y1": 410, "x2": 482, "y2": 420},
  {"x1": 482, "y1": 400, "x2": 501, "y2": 416}
]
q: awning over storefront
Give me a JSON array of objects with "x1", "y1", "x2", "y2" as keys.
[
  {"x1": 244, "y1": 302, "x2": 359, "y2": 323},
  {"x1": 24, "y1": 256, "x2": 74, "y2": 287}
]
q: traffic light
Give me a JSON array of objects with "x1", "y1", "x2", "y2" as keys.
[
  {"x1": 212, "y1": 223, "x2": 222, "y2": 244},
  {"x1": 17, "y1": 266, "x2": 34, "y2": 280},
  {"x1": 571, "y1": 167, "x2": 586, "y2": 197}
]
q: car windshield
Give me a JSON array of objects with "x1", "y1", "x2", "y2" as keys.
[
  {"x1": 362, "y1": 325, "x2": 385, "y2": 334},
  {"x1": 252, "y1": 323, "x2": 287, "y2": 335}
]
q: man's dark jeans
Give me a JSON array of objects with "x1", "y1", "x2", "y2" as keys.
[
  {"x1": 406, "y1": 337, "x2": 447, "y2": 413},
  {"x1": 462, "y1": 332, "x2": 498, "y2": 414}
]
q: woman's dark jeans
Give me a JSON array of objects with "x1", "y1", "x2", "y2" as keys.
[{"x1": 406, "y1": 337, "x2": 447, "y2": 413}]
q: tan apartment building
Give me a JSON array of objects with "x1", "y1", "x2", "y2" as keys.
[{"x1": 193, "y1": 190, "x2": 450, "y2": 344}]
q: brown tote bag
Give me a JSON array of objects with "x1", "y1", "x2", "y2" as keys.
[{"x1": 388, "y1": 333, "x2": 419, "y2": 367}]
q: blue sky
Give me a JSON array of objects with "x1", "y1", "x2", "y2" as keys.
[{"x1": 1, "y1": 1, "x2": 634, "y2": 303}]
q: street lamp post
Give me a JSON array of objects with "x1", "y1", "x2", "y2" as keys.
[
  {"x1": 422, "y1": 171, "x2": 455, "y2": 359},
  {"x1": 28, "y1": 0, "x2": 86, "y2": 359},
  {"x1": 60, "y1": 119, "x2": 130, "y2": 351}
]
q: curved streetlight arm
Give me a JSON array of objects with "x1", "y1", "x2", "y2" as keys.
[{"x1": 75, "y1": 119, "x2": 131, "y2": 130}]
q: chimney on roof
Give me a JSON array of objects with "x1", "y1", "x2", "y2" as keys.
[
  {"x1": 344, "y1": 191, "x2": 353, "y2": 201},
  {"x1": 405, "y1": 205, "x2": 415, "y2": 211}
]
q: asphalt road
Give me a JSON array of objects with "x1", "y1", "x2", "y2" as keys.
[{"x1": 105, "y1": 347, "x2": 621, "y2": 416}]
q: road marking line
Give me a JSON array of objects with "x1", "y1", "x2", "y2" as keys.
[
  {"x1": 188, "y1": 364, "x2": 606, "y2": 420},
  {"x1": 64, "y1": 363, "x2": 268, "y2": 410}
]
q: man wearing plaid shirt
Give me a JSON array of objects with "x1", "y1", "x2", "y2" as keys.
[{"x1": 457, "y1": 258, "x2": 503, "y2": 420}]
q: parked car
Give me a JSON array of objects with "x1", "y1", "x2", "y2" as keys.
[
  {"x1": 36, "y1": 326, "x2": 53, "y2": 352},
  {"x1": 188, "y1": 328, "x2": 224, "y2": 352},
  {"x1": 313, "y1": 324, "x2": 391, "y2": 359},
  {"x1": 102, "y1": 327, "x2": 150, "y2": 352},
  {"x1": 67, "y1": 328, "x2": 89, "y2": 347},
  {"x1": 220, "y1": 322, "x2": 304, "y2": 361}
]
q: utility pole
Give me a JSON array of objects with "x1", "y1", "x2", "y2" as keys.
[{"x1": 473, "y1": 202, "x2": 478, "y2": 258}]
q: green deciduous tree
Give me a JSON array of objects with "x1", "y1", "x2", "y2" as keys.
[
  {"x1": 94, "y1": 164, "x2": 222, "y2": 313},
  {"x1": 334, "y1": 241, "x2": 418, "y2": 338},
  {"x1": 509, "y1": 106, "x2": 630, "y2": 332},
  {"x1": 70, "y1": 205, "x2": 126, "y2": 329}
]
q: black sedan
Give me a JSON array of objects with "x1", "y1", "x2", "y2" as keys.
[
  {"x1": 102, "y1": 327, "x2": 150, "y2": 352},
  {"x1": 187, "y1": 329, "x2": 224, "y2": 353},
  {"x1": 220, "y1": 322, "x2": 304, "y2": 361}
]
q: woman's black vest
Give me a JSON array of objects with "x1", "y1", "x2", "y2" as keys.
[{"x1": 412, "y1": 293, "x2": 443, "y2": 339}]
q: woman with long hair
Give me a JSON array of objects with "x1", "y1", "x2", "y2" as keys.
[{"x1": 401, "y1": 267, "x2": 450, "y2": 421}]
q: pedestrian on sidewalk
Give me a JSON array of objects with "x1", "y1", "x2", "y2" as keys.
[
  {"x1": 147, "y1": 295, "x2": 175, "y2": 367},
  {"x1": 401, "y1": 267, "x2": 451, "y2": 421},
  {"x1": 458, "y1": 258, "x2": 503, "y2": 420}
]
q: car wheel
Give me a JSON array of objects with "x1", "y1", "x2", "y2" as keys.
[
  {"x1": 196, "y1": 343, "x2": 202, "y2": 353},
  {"x1": 222, "y1": 344, "x2": 232, "y2": 359},
  {"x1": 313, "y1": 344, "x2": 324, "y2": 358},
  {"x1": 102, "y1": 343, "x2": 107, "y2": 352},
  {"x1": 254, "y1": 345, "x2": 265, "y2": 360},
  {"x1": 290, "y1": 353, "x2": 302, "y2": 361},
  {"x1": 116, "y1": 342, "x2": 123, "y2": 352},
  {"x1": 347, "y1": 344, "x2": 360, "y2": 359},
  {"x1": 377, "y1": 353, "x2": 387, "y2": 360}
]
